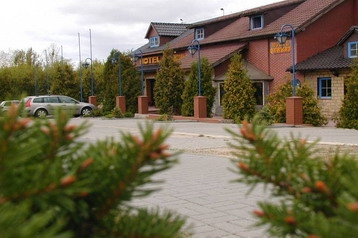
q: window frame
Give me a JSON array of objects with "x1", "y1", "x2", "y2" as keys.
[
  {"x1": 348, "y1": 42, "x2": 358, "y2": 58},
  {"x1": 149, "y1": 36, "x2": 159, "y2": 48},
  {"x1": 318, "y1": 77, "x2": 332, "y2": 99},
  {"x1": 195, "y1": 28, "x2": 205, "y2": 40},
  {"x1": 250, "y1": 15, "x2": 263, "y2": 30}
]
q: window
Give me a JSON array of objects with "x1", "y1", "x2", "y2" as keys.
[
  {"x1": 348, "y1": 42, "x2": 358, "y2": 58},
  {"x1": 219, "y1": 83, "x2": 225, "y2": 106},
  {"x1": 318, "y1": 77, "x2": 332, "y2": 98},
  {"x1": 195, "y1": 28, "x2": 204, "y2": 40},
  {"x1": 250, "y1": 15, "x2": 263, "y2": 30},
  {"x1": 252, "y1": 82, "x2": 264, "y2": 105},
  {"x1": 149, "y1": 36, "x2": 159, "y2": 48}
]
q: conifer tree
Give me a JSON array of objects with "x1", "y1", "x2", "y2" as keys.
[
  {"x1": 227, "y1": 117, "x2": 358, "y2": 238},
  {"x1": 101, "y1": 50, "x2": 141, "y2": 114},
  {"x1": 154, "y1": 47, "x2": 185, "y2": 115},
  {"x1": 222, "y1": 53, "x2": 256, "y2": 120},
  {"x1": 181, "y1": 58, "x2": 216, "y2": 117},
  {"x1": 337, "y1": 58, "x2": 358, "y2": 129},
  {"x1": 0, "y1": 105, "x2": 187, "y2": 238},
  {"x1": 50, "y1": 61, "x2": 78, "y2": 99}
]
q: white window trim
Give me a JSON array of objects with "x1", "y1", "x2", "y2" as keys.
[
  {"x1": 250, "y1": 15, "x2": 263, "y2": 30},
  {"x1": 195, "y1": 28, "x2": 204, "y2": 40},
  {"x1": 348, "y1": 42, "x2": 358, "y2": 58},
  {"x1": 150, "y1": 36, "x2": 159, "y2": 48}
]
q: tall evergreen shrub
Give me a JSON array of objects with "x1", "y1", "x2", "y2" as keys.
[
  {"x1": 154, "y1": 47, "x2": 185, "y2": 115},
  {"x1": 222, "y1": 53, "x2": 256, "y2": 120},
  {"x1": 337, "y1": 58, "x2": 358, "y2": 129},
  {"x1": 181, "y1": 58, "x2": 216, "y2": 117}
]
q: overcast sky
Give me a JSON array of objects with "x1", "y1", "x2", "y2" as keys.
[{"x1": 2, "y1": 0, "x2": 283, "y2": 65}]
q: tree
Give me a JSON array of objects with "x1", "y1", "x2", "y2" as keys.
[
  {"x1": 337, "y1": 58, "x2": 358, "y2": 129},
  {"x1": 0, "y1": 106, "x2": 188, "y2": 237},
  {"x1": 181, "y1": 58, "x2": 216, "y2": 117},
  {"x1": 227, "y1": 117, "x2": 358, "y2": 238},
  {"x1": 266, "y1": 81, "x2": 327, "y2": 126},
  {"x1": 154, "y1": 47, "x2": 185, "y2": 115},
  {"x1": 222, "y1": 53, "x2": 256, "y2": 120},
  {"x1": 100, "y1": 49, "x2": 141, "y2": 114},
  {"x1": 50, "y1": 61, "x2": 79, "y2": 99}
]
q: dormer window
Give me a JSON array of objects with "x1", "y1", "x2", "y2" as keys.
[
  {"x1": 150, "y1": 36, "x2": 159, "y2": 48},
  {"x1": 348, "y1": 42, "x2": 358, "y2": 58},
  {"x1": 195, "y1": 28, "x2": 204, "y2": 40},
  {"x1": 250, "y1": 15, "x2": 263, "y2": 30}
]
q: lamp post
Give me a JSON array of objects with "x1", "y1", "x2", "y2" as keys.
[
  {"x1": 83, "y1": 58, "x2": 94, "y2": 96},
  {"x1": 188, "y1": 39, "x2": 207, "y2": 118},
  {"x1": 275, "y1": 24, "x2": 297, "y2": 96},
  {"x1": 111, "y1": 52, "x2": 122, "y2": 96},
  {"x1": 188, "y1": 39, "x2": 202, "y2": 96},
  {"x1": 275, "y1": 24, "x2": 303, "y2": 125},
  {"x1": 133, "y1": 49, "x2": 144, "y2": 95},
  {"x1": 133, "y1": 49, "x2": 148, "y2": 114},
  {"x1": 112, "y1": 52, "x2": 126, "y2": 113}
]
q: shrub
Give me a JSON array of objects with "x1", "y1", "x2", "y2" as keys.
[
  {"x1": 0, "y1": 106, "x2": 187, "y2": 237},
  {"x1": 267, "y1": 81, "x2": 327, "y2": 126},
  {"x1": 154, "y1": 47, "x2": 185, "y2": 115},
  {"x1": 337, "y1": 58, "x2": 358, "y2": 129},
  {"x1": 227, "y1": 117, "x2": 358, "y2": 237},
  {"x1": 222, "y1": 53, "x2": 256, "y2": 120},
  {"x1": 181, "y1": 58, "x2": 216, "y2": 117}
]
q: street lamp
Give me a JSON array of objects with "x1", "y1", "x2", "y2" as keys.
[
  {"x1": 83, "y1": 58, "x2": 94, "y2": 96},
  {"x1": 133, "y1": 49, "x2": 144, "y2": 95},
  {"x1": 188, "y1": 39, "x2": 202, "y2": 96},
  {"x1": 275, "y1": 24, "x2": 297, "y2": 96},
  {"x1": 111, "y1": 52, "x2": 122, "y2": 96}
]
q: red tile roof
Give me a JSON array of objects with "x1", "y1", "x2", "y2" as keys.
[
  {"x1": 179, "y1": 42, "x2": 247, "y2": 69},
  {"x1": 203, "y1": 0, "x2": 344, "y2": 43}
]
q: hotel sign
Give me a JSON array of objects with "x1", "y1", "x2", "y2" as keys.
[
  {"x1": 270, "y1": 40, "x2": 291, "y2": 54},
  {"x1": 142, "y1": 56, "x2": 160, "y2": 65},
  {"x1": 141, "y1": 53, "x2": 185, "y2": 65}
]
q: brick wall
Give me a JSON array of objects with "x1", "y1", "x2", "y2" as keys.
[{"x1": 304, "y1": 70, "x2": 348, "y2": 120}]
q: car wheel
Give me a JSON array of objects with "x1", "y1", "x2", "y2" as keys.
[
  {"x1": 81, "y1": 107, "x2": 92, "y2": 116},
  {"x1": 35, "y1": 109, "x2": 48, "y2": 118}
]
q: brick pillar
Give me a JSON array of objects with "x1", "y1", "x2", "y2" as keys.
[
  {"x1": 138, "y1": 96, "x2": 148, "y2": 114},
  {"x1": 116, "y1": 96, "x2": 126, "y2": 113},
  {"x1": 88, "y1": 96, "x2": 97, "y2": 106},
  {"x1": 286, "y1": 96, "x2": 303, "y2": 125},
  {"x1": 194, "y1": 96, "x2": 207, "y2": 118}
]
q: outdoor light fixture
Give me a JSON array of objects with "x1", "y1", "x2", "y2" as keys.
[
  {"x1": 133, "y1": 49, "x2": 144, "y2": 95},
  {"x1": 83, "y1": 58, "x2": 94, "y2": 96},
  {"x1": 111, "y1": 52, "x2": 122, "y2": 96},
  {"x1": 188, "y1": 39, "x2": 202, "y2": 96},
  {"x1": 275, "y1": 24, "x2": 297, "y2": 96}
]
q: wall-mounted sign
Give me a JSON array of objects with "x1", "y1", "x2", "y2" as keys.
[
  {"x1": 270, "y1": 40, "x2": 291, "y2": 54},
  {"x1": 142, "y1": 56, "x2": 160, "y2": 65}
]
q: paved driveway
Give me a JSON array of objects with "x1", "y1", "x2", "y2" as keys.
[{"x1": 70, "y1": 118, "x2": 358, "y2": 237}]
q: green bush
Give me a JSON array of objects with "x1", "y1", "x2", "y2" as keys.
[
  {"x1": 181, "y1": 58, "x2": 216, "y2": 117},
  {"x1": 154, "y1": 47, "x2": 185, "y2": 115},
  {"x1": 227, "y1": 117, "x2": 358, "y2": 237},
  {"x1": 337, "y1": 58, "x2": 358, "y2": 129},
  {"x1": 222, "y1": 53, "x2": 256, "y2": 120},
  {"x1": 0, "y1": 107, "x2": 187, "y2": 237},
  {"x1": 267, "y1": 81, "x2": 327, "y2": 126}
]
